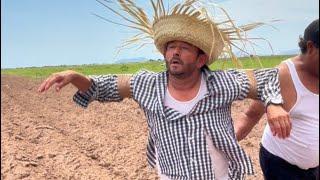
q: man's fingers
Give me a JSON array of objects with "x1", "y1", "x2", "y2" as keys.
[
  {"x1": 272, "y1": 118, "x2": 282, "y2": 138},
  {"x1": 55, "y1": 79, "x2": 69, "y2": 92},
  {"x1": 41, "y1": 75, "x2": 63, "y2": 92},
  {"x1": 278, "y1": 118, "x2": 287, "y2": 139},
  {"x1": 44, "y1": 76, "x2": 57, "y2": 91},
  {"x1": 277, "y1": 114, "x2": 291, "y2": 138},
  {"x1": 38, "y1": 78, "x2": 51, "y2": 92},
  {"x1": 38, "y1": 80, "x2": 47, "y2": 92},
  {"x1": 269, "y1": 120, "x2": 277, "y2": 136}
]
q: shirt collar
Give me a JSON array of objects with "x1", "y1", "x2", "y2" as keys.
[
  {"x1": 154, "y1": 67, "x2": 220, "y2": 121},
  {"x1": 201, "y1": 66, "x2": 218, "y2": 95},
  {"x1": 156, "y1": 67, "x2": 218, "y2": 100}
]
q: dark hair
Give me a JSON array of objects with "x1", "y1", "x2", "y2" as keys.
[
  {"x1": 299, "y1": 19, "x2": 319, "y2": 54},
  {"x1": 298, "y1": 36, "x2": 308, "y2": 54}
]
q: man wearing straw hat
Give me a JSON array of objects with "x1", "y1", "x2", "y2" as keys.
[
  {"x1": 235, "y1": 19, "x2": 319, "y2": 180},
  {"x1": 38, "y1": 0, "x2": 290, "y2": 179}
]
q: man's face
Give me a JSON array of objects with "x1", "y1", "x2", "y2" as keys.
[{"x1": 164, "y1": 41, "x2": 206, "y2": 78}]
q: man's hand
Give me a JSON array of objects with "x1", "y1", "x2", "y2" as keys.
[
  {"x1": 38, "y1": 70, "x2": 91, "y2": 93},
  {"x1": 266, "y1": 104, "x2": 291, "y2": 139},
  {"x1": 38, "y1": 70, "x2": 76, "y2": 93}
]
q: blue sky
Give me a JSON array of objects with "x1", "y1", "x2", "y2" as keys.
[{"x1": 1, "y1": 0, "x2": 319, "y2": 68}]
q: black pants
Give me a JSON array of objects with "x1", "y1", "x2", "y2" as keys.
[{"x1": 259, "y1": 144, "x2": 319, "y2": 180}]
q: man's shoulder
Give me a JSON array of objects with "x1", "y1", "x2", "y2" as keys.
[
  {"x1": 203, "y1": 68, "x2": 226, "y2": 76},
  {"x1": 131, "y1": 70, "x2": 165, "y2": 86},
  {"x1": 205, "y1": 68, "x2": 245, "y2": 79},
  {"x1": 278, "y1": 57, "x2": 299, "y2": 72},
  {"x1": 132, "y1": 70, "x2": 164, "y2": 79},
  {"x1": 277, "y1": 58, "x2": 293, "y2": 80},
  {"x1": 130, "y1": 70, "x2": 163, "y2": 107},
  {"x1": 278, "y1": 58, "x2": 290, "y2": 70},
  {"x1": 203, "y1": 69, "x2": 242, "y2": 89}
]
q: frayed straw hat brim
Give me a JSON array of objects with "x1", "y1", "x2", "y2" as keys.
[{"x1": 95, "y1": 0, "x2": 274, "y2": 67}]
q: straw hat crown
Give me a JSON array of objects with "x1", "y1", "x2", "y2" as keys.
[{"x1": 153, "y1": 14, "x2": 225, "y2": 64}]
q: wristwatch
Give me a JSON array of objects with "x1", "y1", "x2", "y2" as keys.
[{"x1": 266, "y1": 98, "x2": 284, "y2": 107}]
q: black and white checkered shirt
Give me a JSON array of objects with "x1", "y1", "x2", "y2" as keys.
[{"x1": 73, "y1": 67, "x2": 282, "y2": 180}]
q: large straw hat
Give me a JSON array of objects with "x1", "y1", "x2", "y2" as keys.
[
  {"x1": 95, "y1": 0, "x2": 269, "y2": 66},
  {"x1": 153, "y1": 14, "x2": 225, "y2": 65}
]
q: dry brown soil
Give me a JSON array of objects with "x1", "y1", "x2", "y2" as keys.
[{"x1": 1, "y1": 75, "x2": 267, "y2": 180}]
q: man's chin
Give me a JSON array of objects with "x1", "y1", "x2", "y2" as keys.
[{"x1": 168, "y1": 69, "x2": 184, "y2": 76}]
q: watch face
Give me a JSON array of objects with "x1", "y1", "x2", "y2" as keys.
[{"x1": 271, "y1": 98, "x2": 283, "y2": 104}]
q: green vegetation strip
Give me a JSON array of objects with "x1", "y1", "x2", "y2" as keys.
[{"x1": 1, "y1": 55, "x2": 291, "y2": 79}]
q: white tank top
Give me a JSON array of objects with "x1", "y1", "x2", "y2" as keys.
[
  {"x1": 261, "y1": 59, "x2": 319, "y2": 169},
  {"x1": 157, "y1": 75, "x2": 229, "y2": 180}
]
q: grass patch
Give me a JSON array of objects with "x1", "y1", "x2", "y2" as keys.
[
  {"x1": 1, "y1": 55, "x2": 292, "y2": 79},
  {"x1": 209, "y1": 55, "x2": 291, "y2": 70}
]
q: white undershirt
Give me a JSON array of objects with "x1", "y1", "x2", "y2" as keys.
[
  {"x1": 157, "y1": 75, "x2": 229, "y2": 179},
  {"x1": 262, "y1": 59, "x2": 319, "y2": 169}
]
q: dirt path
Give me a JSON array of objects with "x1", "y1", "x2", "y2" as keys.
[{"x1": 1, "y1": 75, "x2": 267, "y2": 179}]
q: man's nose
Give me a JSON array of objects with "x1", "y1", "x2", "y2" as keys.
[{"x1": 173, "y1": 47, "x2": 181, "y2": 56}]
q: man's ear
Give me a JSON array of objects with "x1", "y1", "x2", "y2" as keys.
[
  {"x1": 306, "y1": 41, "x2": 316, "y2": 55},
  {"x1": 197, "y1": 54, "x2": 208, "y2": 68}
]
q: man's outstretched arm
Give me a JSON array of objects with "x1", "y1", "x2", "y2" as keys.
[{"x1": 38, "y1": 70, "x2": 132, "y2": 107}]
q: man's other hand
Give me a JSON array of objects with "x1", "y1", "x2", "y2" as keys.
[{"x1": 266, "y1": 104, "x2": 291, "y2": 139}]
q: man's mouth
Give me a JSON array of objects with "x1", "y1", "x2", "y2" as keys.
[{"x1": 170, "y1": 58, "x2": 182, "y2": 65}]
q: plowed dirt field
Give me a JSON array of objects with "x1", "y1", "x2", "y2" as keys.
[{"x1": 1, "y1": 75, "x2": 267, "y2": 180}]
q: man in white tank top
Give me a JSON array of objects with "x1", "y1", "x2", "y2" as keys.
[{"x1": 235, "y1": 19, "x2": 319, "y2": 180}]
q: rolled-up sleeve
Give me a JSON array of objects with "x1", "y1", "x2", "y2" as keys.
[
  {"x1": 254, "y1": 68, "x2": 283, "y2": 106},
  {"x1": 73, "y1": 75, "x2": 122, "y2": 108}
]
